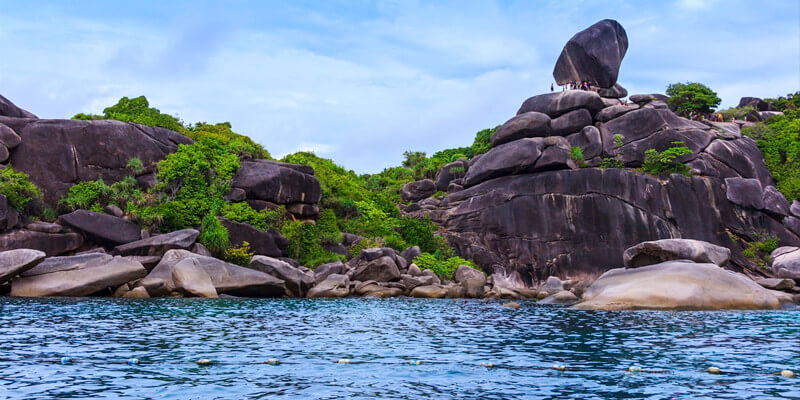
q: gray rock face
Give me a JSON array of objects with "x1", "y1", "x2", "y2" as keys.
[
  {"x1": 517, "y1": 90, "x2": 605, "y2": 118},
  {"x1": 231, "y1": 160, "x2": 321, "y2": 205},
  {"x1": 598, "y1": 83, "x2": 628, "y2": 99},
  {"x1": 461, "y1": 278, "x2": 486, "y2": 298},
  {"x1": 0, "y1": 94, "x2": 37, "y2": 118},
  {"x1": 411, "y1": 168, "x2": 800, "y2": 281},
  {"x1": 623, "y1": 239, "x2": 731, "y2": 267},
  {"x1": 454, "y1": 264, "x2": 484, "y2": 283},
  {"x1": 0, "y1": 194, "x2": 18, "y2": 232},
  {"x1": 307, "y1": 273, "x2": 350, "y2": 298},
  {"x1": 172, "y1": 258, "x2": 218, "y2": 298},
  {"x1": 0, "y1": 116, "x2": 191, "y2": 206},
  {"x1": 552, "y1": 19, "x2": 628, "y2": 88},
  {"x1": 313, "y1": 261, "x2": 346, "y2": 285},
  {"x1": 219, "y1": 218, "x2": 288, "y2": 257},
  {"x1": 574, "y1": 260, "x2": 787, "y2": 310},
  {"x1": 248, "y1": 255, "x2": 313, "y2": 297},
  {"x1": 771, "y1": 247, "x2": 800, "y2": 279},
  {"x1": 10, "y1": 256, "x2": 147, "y2": 297},
  {"x1": 0, "y1": 249, "x2": 46, "y2": 284},
  {"x1": 566, "y1": 126, "x2": 603, "y2": 161},
  {"x1": 400, "y1": 246, "x2": 421, "y2": 264},
  {"x1": 539, "y1": 290, "x2": 580, "y2": 305},
  {"x1": 113, "y1": 229, "x2": 199, "y2": 257},
  {"x1": 463, "y1": 137, "x2": 575, "y2": 188},
  {"x1": 25, "y1": 222, "x2": 62, "y2": 234},
  {"x1": 791, "y1": 201, "x2": 800, "y2": 218},
  {"x1": 595, "y1": 104, "x2": 639, "y2": 122},
  {"x1": 725, "y1": 178, "x2": 764, "y2": 209},
  {"x1": 59, "y1": 210, "x2": 141, "y2": 246},
  {"x1": 350, "y1": 255, "x2": 400, "y2": 282},
  {"x1": 737, "y1": 97, "x2": 773, "y2": 111},
  {"x1": 144, "y1": 250, "x2": 286, "y2": 297},
  {"x1": 0, "y1": 230, "x2": 83, "y2": 256},
  {"x1": 629, "y1": 94, "x2": 669, "y2": 105},
  {"x1": 23, "y1": 253, "x2": 112, "y2": 277},
  {"x1": 550, "y1": 108, "x2": 592, "y2": 136},
  {"x1": 409, "y1": 284, "x2": 448, "y2": 298},
  {"x1": 491, "y1": 112, "x2": 551, "y2": 146},
  {"x1": 755, "y1": 278, "x2": 795, "y2": 290},
  {"x1": 434, "y1": 159, "x2": 469, "y2": 192},
  {"x1": 401, "y1": 179, "x2": 436, "y2": 202},
  {"x1": 762, "y1": 186, "x2": 790, "y2": 217}
]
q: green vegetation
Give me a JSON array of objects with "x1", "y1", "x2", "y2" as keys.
[
  {"x1": 0, "y1": 166, "x2": 41, "y2": 212},
  {"x1": 224, "y1": 241, "x2": 255, "y2": 266},
  {"x1": 570, "y1": 146, "x2": 585, "y2": 167},
  {"x1": 641, "y1": 141, "x2": 693, "y2": 176},
  {"x1": 717, "y1": 105, "x2": 755, "y2": 121},
  {"x1": 599, "y1": 134, "x2": 625, "y2": 169},
  {"x1": 73, "y1": 96, "x2": 185, "y2": 132},
  {"x1": 731, "y1": 231, "x2": 779, "y2": 270},
  {"x1": 665, "y1": 82, "x2": 721, "y2": 116},
  {"x1": 198, "y1": 213, "x2": 229, "y2": 256},
  {"x1": 742, "y1": 92, "x2": 800, "y2": 201},
  {"x1": 395, "y1": 127, "x2": 495, "y2": 181},
  {"x1": 412, "y1": 253, "x2": 477, "y2": 280}
]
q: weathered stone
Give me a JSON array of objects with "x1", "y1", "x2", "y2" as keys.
[
  {"x1": 629, "y1": 94, "x2": 668, "y2": 104},
  {"x1": 539, "y1": 276, "x2": 569, "y2": 296},
  {"x1": 0, "y1": 195, "x2": 16, "y2": 232},
  {"x1": 24, "y1": 253, "x2": 113, "y2": 277},
  {"x1": 737, "y1": 97, "x2": 773, "y2": 111},
  {"x1": 792, "y1": 201, "x2": 800, "y2": 219},
  {"x1": 539, "y1": 290, "x2": 580, "y2": 305},
  {"x1": 551, "y1": 108, "x2": 592, "y2": 136},
  {"x1": 771, "y1": 247, "x2": 800, "y2": 280},
  {"x1": 225, "y1": 188, "x2": 247, "y2": 202},
  {"x1": 231, "y1": 160, "x2": 321, "y2": 205},
  {"x1": 123, "y1": 255, "x2": 161, "y2": 271},
  {"x1": 533, "y1": 137, "x2": 574, "y2": 171},
  {"x1": 574, "y1": 260, "x2": 788, "y2": 310},
  {"x1": 172, "y1": 258, "x2": 218, "y2": 298},
  {"x1": 351, "y1": 255, "x2": 400, "y2": 282},
  {"x1": 313, "y1": 260, "x2": 346, "y2": 285},
  {"x1": 407, "y1": 263, "x2": 423, "y2": 277},
  {"x1": 598, "y1": 83, "x2": 628, "y2": 99},
  {"x1": 191, "y1": 243, "x2": 212, "y2": 257},
  {"x1": 421, "y1": 269, "x2": 442, "y2": 285},
  {"x1": 410, "y1": 284, "x2": 448, "y2": 298},
  {"x1": 0, "y1": 230, "x2": 83, "y2": 256},
  {"x1": 136, "y1": 173, "x2": 157, "y2": 190},
  {"x1": 784, "y1": 216, "x2": 800, "y2": 236},
  {"x1": 702, "y1": 139, "x2": 774, "y2": 186},
  {"x1": 401, "y1": 179, "x2": 436, "y2": 202},
  {"x1": 0, "y1": 249, "x2": 46, "y2": 284},
  {"x1": 462, "y1": 138, "x2": 543, "y2": 187},
  {"x1": 434, "y1": 160, "x2": 469, "y2": 191},
  {"x1": 11, "y1": 256, "x2": 147, "y2": 297},
  {"x1": 491, "y1": 112, "x2": 551, "y2": 146},
  {"x1": 0, "y1": 94, "x2": 37, "y2": 118},
  {"x1": 287, "y1": 203, "x2": 319, "y2": 217},
  {"x1": 725, "y1": 178, "x2": 764, "y2": 209},
  {"x1": 462, "y1": 278, "x2": 486, "y2": 298},
  {"x1": 400, "y1": 274, "x2": 428, "y2": 291},
  {"x1": 552, "y1": 19, "x2": 628, "y2": 88},
  {"x1": 341, "y1": 233, "x2": 365, "y2": 247},
  {"x1": 103, "y1": 205, "x2": 124, "y2": 218},
  {"x1": 623, "y1": 239, "x2": 731, "y2": 267},
  {"x1": 501, "y1": 301, "x2": 521, "y2": 309},
  {"x1": 134, "y1": 277, "x2": 165, "y2": 295},
  {"x1": 113, "y1": 229, "x2": 199, "y2": 257},
  {"x1": 143, "y1": 250, "x2": 286, "y2": 297},
  {"x1": 517, "y1": 90, "x2": 605, "y2": 118},
  {"x1": 248, "y1": 255, "x2": 313, "y2": 297},
  {"x1": 59, "y1": 210, "x2": 140, "y2": 246},
  {"x1": 594, "y1": 104, "x2": 639, "y2": 122},
  {"x1": 400, "y1": 246, "x2": 421, "y2": 264},
  {"x1": 763, "y1": 186, "x2": 790, "y2": 217},
  {"x1": 454, "y1": 265, "x2": 484, "y2": 284},
  {"x1": 755, "y1": 278, "x2": 795, "y2": 291},
  {"x1": 219, "y1": 218, "x2": 287, "y2": 257},
  {"x1": 307, "y1": 273, "x2": 350, "y2": 298},
  {"x1": 123, "y1": 286, "x2": 150, "y2": 299},
  {"x1": 25, "y1": 221, "x2": 61, "y2": 234},
  {"x1": 566, "y1": 125, "x2": 603, "y2": 161},
  {"x1": 113, "y1": 283, "x2": 130, "y2": 298},
  {"x1": 445, "y1": 284, "x2": 466, "y2": 298},
  {"x1": 354, "y1": 280, "x2": 403, "y2": 298}
]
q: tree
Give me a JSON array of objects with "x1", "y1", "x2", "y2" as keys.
[
  {"x1": 665, "y1": 82, "x2": 721, "y2": 117},
  {"x1": 402, "y1": 151, "x2": 427, "y2": 169}
]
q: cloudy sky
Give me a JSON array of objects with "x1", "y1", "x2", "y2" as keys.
[{"x1": 2, "y1": 0, "x2": 798, "y2": 173}]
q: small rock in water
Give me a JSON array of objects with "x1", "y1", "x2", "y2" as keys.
[{"x1": 502, "y1": 301, "x2": 521, "y2": 309}]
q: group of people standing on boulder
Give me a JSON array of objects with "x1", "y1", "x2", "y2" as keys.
[
  {"x1": 551, "y1": 81, "x2": 596, "y2": 92},
  {"x1": 688, "y1": 111, "x2": 727, "y2": 122}
]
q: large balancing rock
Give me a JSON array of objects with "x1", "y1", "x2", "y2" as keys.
[{"x1": 552, "y1": 19, "x2": 628, "y2": 88}]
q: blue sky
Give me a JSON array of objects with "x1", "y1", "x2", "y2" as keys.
[{"x1": 1, "y1": 0, "x2": 798, "y2": 173}]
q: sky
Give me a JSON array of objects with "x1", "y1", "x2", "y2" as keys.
[{"x1": 1, "y1": 0, "x2": 798, "y2": 173}]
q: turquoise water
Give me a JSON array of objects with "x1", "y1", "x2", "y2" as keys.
[{"x1": 0, "y1": 298, "x2": 798, "y2": 399}]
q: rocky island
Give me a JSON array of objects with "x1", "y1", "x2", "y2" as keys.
[{"x1": 0, "y1": 19, "x2": 798, "y2": 310}]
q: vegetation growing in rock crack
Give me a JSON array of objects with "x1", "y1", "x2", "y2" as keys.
[{"x1": 641, "y1": 141, "x2": 693, "y2": 176}]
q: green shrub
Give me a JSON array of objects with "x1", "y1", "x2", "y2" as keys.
[
  {"x1": 224, "y1": 241, "x2": 254, "y2": 266},
  {"x1": 598, "y1": 157, "x2": 623, "y2": 169},
  {"x1": 641, "y1": 141, "x2": 693, "y2": 175},
  {"x1": 570, "y1": 146, "x2": 585, "y2": 167},
  {"x1": 189, "y1": 122, "x2": 270, "y2": 159},
  {"x1": 412, "y1": 252, "x2": 477, "y2": 280},
  {"x1": 281, "y1": 219, "x2": 345, "y2": 268},
  {"x1": 59, "y1": 179, "x2": 112, "y2": 212},
  {"x1": 0, "y1": 166, "x2": 42, "y2": 211},
  {"x1": 743, "y1": 110, "x2": 800, "y2": 200},
  {"x1": 718, "y1": 106, "x2": 755, "y2": 121},
  {"x1": 199, "y1": 214, "x2": 229, "y2": 255},
  {"x1": 126, "y1": 157, "x2": 144, "y2": 175},
  {"x1": 734, "y1": 231, "x2": 780, "y2": 270}
]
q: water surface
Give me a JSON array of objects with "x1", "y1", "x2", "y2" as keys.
[{"x1": 0, "y1": 298, "x2": 798, "y2": 399}]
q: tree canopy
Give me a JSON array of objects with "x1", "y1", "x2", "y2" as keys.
[{"x1": 665, "y1": 82, "x2": 721, "y2": 116}]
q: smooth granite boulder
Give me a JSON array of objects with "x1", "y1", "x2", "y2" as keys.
[
  {"x1": 25, "y1": 221, "x2": 62, "y2": 234},
  {"x1": 0, "y1": 94, "x2": 37, "y2": 118},
  {"x1": 594, "y1": 104, "x2": 639, "y2": 122},
  {"x1": 172, "y1": 258, "x2": 218, "y2": 298},
  {"x1": 113, "y1": 229, "x2": 199, "y2": 257},
  {"x1": 313, "y1": 260, "x2": 346, "y2": 286},
  {"x1": 539, "y1": 290, "x2": 580, "y2": 305},
  {"x1": 763, "y1": 186, "x2": 790, "y2": 217},
  {"x1": 0, "y1": 230, "x2": 83, "y2": 256},
  {"x1": 566, "y1": 125, "x2": 603, "y2": 161},
  {"x1": 307, "y1": 273, "x2": 350, "y2": 298},
  {"x1": 0, "y1": 116, "x2": 191, "y2": 206},
  {"x1": 59, "y1": 210, "x2": 141, "y2": 246},
  {"x1": 598, "y1": 83, "x2": 628, "y2": 99},
  {"x1": 410, "y1": 284, "x2": 448, "y2": 298},
  {"x1": 491, "y1": 112, "x2": 551, "y2": 146},
  {"x1": 552, "y1": 19, "x2": 628, "y2": 88},
  {"x1": 737, "y1": 97, "x2": 773, "y2": 111},
  {"x1": 550, "y1": 108, "x2": 592, "y2": 136},
  {"x1": 461, "y1": 278, "x2": 486, "y2": 298},
  {"x1": 462, "y1": 138, "x2": 543, "y2": 187},
  {"x1": 219, "y1": 218, "x2": 288, "y2": 257},
  {"x1": 401, "y1": 179, "x2": 436, "y2": 202},
  {"x1": 22, "y1": 253, "x2": 112, "y2": 277},
  {"x1": 755, "y1": 278, "x2": 795, "y2": 290},
  {"x1": 623, "y1": 239, "x2": 731, "y2": 267},
  {"x1": 143, "y1": 250, "x2": 286, "y2": 297},
  {"x1": 574, "y1": 260, "x2": 788, "y2": 310},
  {"x1": 248, "y1": 255, "x2": 313, "y2": 297},
  {"x1": 10, "y1": 256, "x2": 147, "y2": 297},
  {"x1": 517, "y1": 90, "x2": 605, "y2": 118},
  {"x1": 434, "y1": 160, "x2": 469, "y2": 192},
  {"x1": 0, "y1": 249, "x2": 46, "y2": 284},
  {"x1": 350, "y1": 255, "x2": 400, "y2": 283},
  {"x1": 725, "y1": 178, "x2": 764, "y2": 209},
  {"x1": 771, "y1": 247, "x2": 800, "y2": 280},
  {"x1": 454, "y1": 264, "x2": 485, "y2": 283},
  {"x1": 231, "y1": 160, "x2": 321, "y2": 205}
]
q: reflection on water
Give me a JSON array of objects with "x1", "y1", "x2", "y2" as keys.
[{"x1": 0, "y1": 297, "x2": 798, "y2": 399}]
